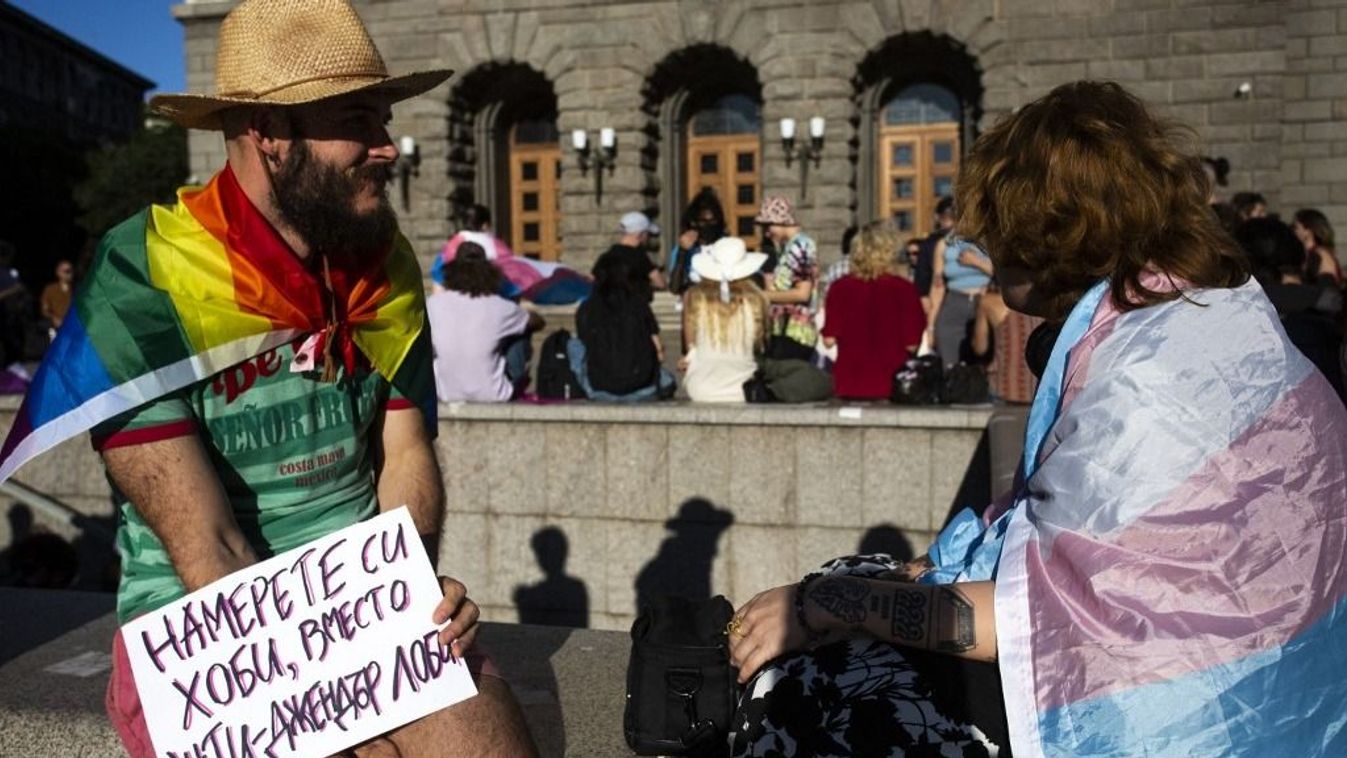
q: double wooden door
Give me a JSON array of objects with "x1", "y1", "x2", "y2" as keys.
[
  {"x1": 686, "y1": 133, "x2": 761, "y2": 246},
  {"x1": 877, "y1": 123, "x2": 959, "y2": 239}
]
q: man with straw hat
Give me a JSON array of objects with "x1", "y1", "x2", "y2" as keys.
[{"x1": 0, "y1": 1, "x2": 537, "y2": 754}]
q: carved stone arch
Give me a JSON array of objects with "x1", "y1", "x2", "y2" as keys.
[
  {"x1": 851, "y1": 32, "x2": 984, "y2": 226},
  {"x1": 445, "y1": 61, "x2": 558, "y2": 235},
  {"x1": 640, "y1": 44, "x2": 763, "y2": 245}
]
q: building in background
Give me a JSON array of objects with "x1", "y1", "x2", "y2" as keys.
[
  {"x1": 171, "y1": 0, "x2": 1347, "y2": 275},
  {"x1": 0, "y1": 2, "x2": 152, "y2": 145}
]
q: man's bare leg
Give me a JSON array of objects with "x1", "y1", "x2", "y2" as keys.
[{"x1": 352, "y1": 675, "x2": 538, "y2": 757}]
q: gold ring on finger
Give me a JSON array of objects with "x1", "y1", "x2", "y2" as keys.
[{"x1": 725, "y1": 616, "x2": 745, "y2": 638}]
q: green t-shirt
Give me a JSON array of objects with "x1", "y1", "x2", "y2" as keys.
[{"x1": 97, "y1": 340, "x2": 406, "y2": 623}]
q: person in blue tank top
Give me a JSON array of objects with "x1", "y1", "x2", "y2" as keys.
[{"x1": 927, "y1": 229, "x2": 994, "y2": 368}]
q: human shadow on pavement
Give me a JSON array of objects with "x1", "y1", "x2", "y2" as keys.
[
  {"x1": 857, "y1": 523, "x2": 915, "y2": 563},
  {"x1": 514, "y1": 526, "x2": 590, "y2": 629},
  {"x1": 634, "y1": 498, "x2": 735, "y2": 614}
]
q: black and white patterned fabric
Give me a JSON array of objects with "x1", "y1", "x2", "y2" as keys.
[{"x1": 728, "y1": 555, "x2": 1002, "y2": 758}]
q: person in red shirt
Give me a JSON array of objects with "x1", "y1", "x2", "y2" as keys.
[{"x1": 821, "y1": 221, "x2": 927, "y2": 399}]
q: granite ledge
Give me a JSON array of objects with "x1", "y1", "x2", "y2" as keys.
[
  {"x1": 440, "y1": 400, "x2": 995, "y2": 429},
  {"x1": 0, "y1": 390, "x2": 995, "y2": 429}
]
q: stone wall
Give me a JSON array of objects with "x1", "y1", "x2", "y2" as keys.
[
  {"x1": 1282, "y1": 0, "x2": 1347, "y2": 224},
  {"x1": 0, "y1": 398, "x2": 998, "y2": 632},
  {"x1": 171, "y1": 0, "x2": 1347, "y2": 277}
]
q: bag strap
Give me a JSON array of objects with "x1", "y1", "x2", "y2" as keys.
[{"x1": 665, "y1": 668, "x2": 718, "y2": 750}]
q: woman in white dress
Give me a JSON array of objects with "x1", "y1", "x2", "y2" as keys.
[{"x1": 679, "y1": 237, "x2": 770, "y2": 402}]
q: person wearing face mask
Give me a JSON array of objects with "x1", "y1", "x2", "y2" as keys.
[{"x1": 667, "y1": 187, "x2": 728, "y2": 296}]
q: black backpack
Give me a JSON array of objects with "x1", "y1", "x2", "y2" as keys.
[{"x1": 535, "y1": 329, "x2": 586, "y2": 400}]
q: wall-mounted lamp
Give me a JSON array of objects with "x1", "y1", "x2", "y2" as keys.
[
  {"x1": 780, "y1": 117, "x2": 825, "y2": 198},
  {"x1": 396, "y1": 135, "x2": 420, "y2": 211},
  {"x1": 572, "y1": 127, "x2": 617, "y2": 203}
]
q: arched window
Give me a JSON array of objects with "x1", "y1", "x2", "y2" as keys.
[
  {"x1": 644, "y1": 45, "x2": 763, "y2": 250},
  {"x1": 878, "y1": 83, "x2": 961, "y2": 237},
  {"x1": 686, "y1": 94, "x2": 762, "y2": 242},
  {"x1": 447, "y1": 64, "x2": 563, "y2": 261}
]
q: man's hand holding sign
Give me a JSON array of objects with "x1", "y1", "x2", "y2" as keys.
[{"x1": 122, "y1": 508, "x2": 478, "y2": 757}]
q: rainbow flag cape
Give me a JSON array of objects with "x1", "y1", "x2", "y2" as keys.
[
  {"x1": 927, "y1": 278, "x2": 1347, "y2": 756},
  {"x1": 0, "y1": 167, "x2": 433, "y2": 483}
]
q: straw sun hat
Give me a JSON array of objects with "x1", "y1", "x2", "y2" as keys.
[{"x1": 150, "y1": 0, "x2": 453, "y2": 130}]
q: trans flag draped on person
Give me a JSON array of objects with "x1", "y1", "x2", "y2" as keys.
[
  {"x1": 0, "y1": 166, "x2": 434, "y2": 483},
  {"x1": 926, "y1": 278, "x2": 1347, "y2": 756}
]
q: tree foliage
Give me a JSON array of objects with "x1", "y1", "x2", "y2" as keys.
[{"x1": 74, "y1": 120, "x2": 189, "y2": 243}]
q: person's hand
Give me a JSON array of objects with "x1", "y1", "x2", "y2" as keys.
[
  {"x1": 679, "y1": 229, "x2": 700, "y2": 250},
  {"x1": 676, "y1": 354, "x2": 689, "y2": 372},
  {"x1": 432, "y1": 576, "x2": 480, "y2": 658},
  {"x1": 957, "y1": 249, "x2": 982, "y2": 267},
  {"x1": 727, "y1": 585, "x2": 811, "y2": 684}
]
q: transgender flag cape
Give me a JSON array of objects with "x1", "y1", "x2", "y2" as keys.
[
  {"x1": 929, "y1": 278, "x2": 1347, "y2": 756},
  {"x1": 431, "y1": 231, "x2": 593, "y2": 305},
  {"x1": 0, "y1": 168, "x2": 433, "y2": 483}
]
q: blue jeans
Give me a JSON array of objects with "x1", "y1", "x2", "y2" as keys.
[
  {"x1": 566, "y1": 338, "x2": 675, "y2": 402},
  {"x1": 502, "y1": 333, "x2": 532, "y2": 394}
]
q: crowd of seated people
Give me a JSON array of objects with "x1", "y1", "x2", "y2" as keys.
[{"x1": 425, "y1": 163, "x2": 1346, "y2": 412}]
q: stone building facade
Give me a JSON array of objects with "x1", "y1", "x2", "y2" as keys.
[{"x1": 172, "y1": 0, "x2": 1347, "y2": 275}]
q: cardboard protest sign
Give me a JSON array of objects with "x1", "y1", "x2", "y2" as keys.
[{"x1": 122, "y1": 507, "x2": 477, "y2": 757}]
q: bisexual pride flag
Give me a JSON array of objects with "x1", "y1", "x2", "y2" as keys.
[
  {"x1": 0, "y1": 167, "x2": 432, "y2": 483},
  {"x1": 928, "y1": 278, "x2": 1347, "y2": 756}
]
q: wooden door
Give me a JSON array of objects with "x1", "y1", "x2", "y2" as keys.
[
  {"x1": 877, "y1": 123, "x2": 959, "y2": 239},
  {"x1": 509, "y1": 128, "x2": 563, "y2": 261},
  {"x1": 686, "y1": 133, "x2": 761, "y2": 246}
]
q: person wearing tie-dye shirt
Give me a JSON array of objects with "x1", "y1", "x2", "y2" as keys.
[{"x1": 755, "y1": 195, "x2": 820, "y2": 362}]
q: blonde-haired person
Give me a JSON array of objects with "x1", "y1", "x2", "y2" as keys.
[
  {"x1": 679, "y1": 238, "x2": 771, "y2": 402},
  {"x1": 820, "y1": 221, "x2": 926, "y2": 399}
]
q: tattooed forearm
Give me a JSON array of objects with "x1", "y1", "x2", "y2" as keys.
[
  {"x1": 809, "y1": 578, "x2": 870, "y2": 627},
  {"x1": 889, "y1": 588, "x2": 928, "y2": 643},
  {"x1": 934, "y1": 586, "x2": 976, "y2": 653},
  {"x1": 869, "y1": 594, "x2": 892, "y2": 619}
]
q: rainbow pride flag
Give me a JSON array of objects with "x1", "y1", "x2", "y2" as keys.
[
  {"x1": 928, "y1": 278, "x2": 1347, "y2": 755},
  {"x1": 0, "y1": 167, "x2": 432, "y2": 483}
]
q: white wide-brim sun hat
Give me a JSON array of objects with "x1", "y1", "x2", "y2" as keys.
[
  {"x1": 692, "y1": 237, "x2": 768, "y2": 283},
  {"x1": 150, "y1": 0, "x2": 453, "y2": 130}
]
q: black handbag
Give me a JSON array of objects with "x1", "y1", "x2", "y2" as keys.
[
  {"x1": 944, "y1": 363, "x2": 990, "y2": 404},
  {"x1": 624, "y1": 595, "x2": 740, "y2": 756},
  {"x1": 891, "y1": 354, "x2": 944, "y2": 405}
]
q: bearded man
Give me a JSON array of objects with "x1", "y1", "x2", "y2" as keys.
[{"x1": 0, "y1": 1, "x2": 537, "y2": 755}]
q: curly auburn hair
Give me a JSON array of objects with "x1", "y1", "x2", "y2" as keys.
[
  {"x1": 955, "y1": 81, "x2": 1247, "y2": 321},
  {"x1": 850, "y1": 220, "x2": 901, "y2": 280}
]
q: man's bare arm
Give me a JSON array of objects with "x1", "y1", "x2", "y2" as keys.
[
  {"x1": 102, "y1": 436, "x2": 257, "y2": 592},
  {"x1": 373, "y1": 406, "x2": 445, "y2": 566}
]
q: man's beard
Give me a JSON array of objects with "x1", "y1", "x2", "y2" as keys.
[{"x1": 271, "y1": 140, "x2": 397, "y2": 255}]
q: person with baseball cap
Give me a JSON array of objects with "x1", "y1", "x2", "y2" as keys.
[
  {"x1": 605, "y1": 210, "x2": 666, "y2": 292},
  {"x1": 37, "y1": 1, "x2": 539, "y2": 754}
]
